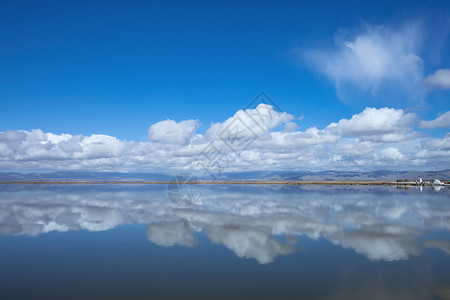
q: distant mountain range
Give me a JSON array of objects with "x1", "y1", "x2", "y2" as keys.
[
  {"x1": 0, "y1": 170, "x2": 449, "y2": 182},
  {"x1": 216, "y1": 170, "x2": 450, "y2": 181},
  {"x1": 0, "y1": 171, "x2": 172, "y2": 182}
]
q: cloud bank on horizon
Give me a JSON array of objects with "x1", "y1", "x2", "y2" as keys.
[{"x1": 1, "y1": 104, "x2": 449, "y2": 173}]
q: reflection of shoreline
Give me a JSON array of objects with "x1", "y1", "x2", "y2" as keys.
[{"x1": 1, "y1": 180, "x2": 449, "y2": 187}]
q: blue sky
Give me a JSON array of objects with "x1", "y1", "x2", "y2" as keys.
[{"x1": 1, "y1": 0, "x2": 449, "y2": 172}]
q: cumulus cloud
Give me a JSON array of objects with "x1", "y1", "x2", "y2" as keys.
[
  {"x1": 423, "y1": 69, "x2": 450, "y2": 90},
  {"x1": 304, "y1": 23, "x2": 424, "y2": 104},
  {"x1": 420, "y1": 111, "x2": 450, "y2": 128},
  {"x1": 334, "y1": 139, "x2": 379, "y2": 157},
  {"x1": 0, "y1": 129, "x2": 127, "y2": 162},
  {"x1": 421, "y1": 133, "x2": 450, "y2": 150},
  {"x1": 148, "y1": 119, "x2": 200, "y2": 145},
  {"x1": 206, "y1": 104, "x2": 294, "y2": 139},
  {"x1": 325, "y1": 107, "x2": 417, "y2": 142}
]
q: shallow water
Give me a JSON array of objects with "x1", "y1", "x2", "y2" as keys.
[{"x1": 0, "y1": 184, "x2": 449, "y2": 299}]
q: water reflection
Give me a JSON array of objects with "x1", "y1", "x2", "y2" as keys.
[{"x1": 0, "y1": 184, "x2": 449, "y2": 264}]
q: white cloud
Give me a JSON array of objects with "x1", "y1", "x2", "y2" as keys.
[
  {"x1": 206, "y1": 104, "x2": 294, "y2": 139},
  {"x1": 375, "y1": 147, "x2": 405, "y2": 161},
  {"x1": 148, "y1": 119, "x2": 199, "y2": 145},
  {"x1": 304, "y1": 23, "x2": 424, "y2": 104},
  {"x1": 269, "y1": 127, "x2": 339, "y2": 147},
  {"x1": 421, "y1": 133, "x2": 450, "y2": 150},
  {"x1": 77, "y1": 134, "x2": 126, "y2": 159},
  {"x1": 423, "y1": 69, "x2": 450, "y2": 90},
  {"x1": 420, "y1": 111, "x2": 450, "y2": 128},
  {"x1": 334, "y1": 139, "x2": 379, "y2": 157},
  {"x1": 325, "y1": 107, "x2": 417, "y2": 142}
]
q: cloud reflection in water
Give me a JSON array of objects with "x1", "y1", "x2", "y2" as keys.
[{"x1": 0, "y1": 185, "x2": 448, "y2": 264}]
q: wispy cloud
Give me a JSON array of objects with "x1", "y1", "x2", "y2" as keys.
[
  {"x1": 303, "y1": 22, "x2": 424, "y2": 105},
  {"x1": 423, "y1": 69, "x2": 450, "y2": 90},
  {"x1": 420, "y1": 111, "x2": 450, "y2": 128}
]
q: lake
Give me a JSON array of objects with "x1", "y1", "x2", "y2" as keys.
[{"x1": 0, "y1": 184, "x2": 449, "y2": 299}]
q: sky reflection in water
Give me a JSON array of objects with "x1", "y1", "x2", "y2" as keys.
[{"x1": 0, "y1": 184, "x2": 449, "y2": 299}]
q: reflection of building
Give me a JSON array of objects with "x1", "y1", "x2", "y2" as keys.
[
  {"x1": 433, "y1": 185, "x2": 443, "y2": 192},
  {"x1": 395, "y1": 178, "x2": 449, "y2": 187}
]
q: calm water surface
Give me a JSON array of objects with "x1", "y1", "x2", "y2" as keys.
[{"x1": 0, "y1": 184, "x2": 449, "y2": 299}]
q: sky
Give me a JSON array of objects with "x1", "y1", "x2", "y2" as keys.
[{"x1": 0, "y1": 0, "x2": 449, "y2": 173}]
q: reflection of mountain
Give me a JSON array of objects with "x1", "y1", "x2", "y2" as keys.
[
  {"x1": 0, "y1": 184, "x2": 449, "y2": 264},
  {"x1": 1, "y1": 169, "x2": 450, "y2": 182}
]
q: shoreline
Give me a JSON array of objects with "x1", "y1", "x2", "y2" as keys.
[{"x1": 0, "y1": 181, "x2": 445, "y2": 186}]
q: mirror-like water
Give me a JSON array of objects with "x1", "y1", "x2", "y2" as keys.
[{"x1": 0, "y1": 184, "x2": 449, "y2": 299}]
